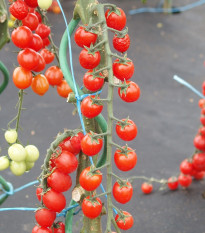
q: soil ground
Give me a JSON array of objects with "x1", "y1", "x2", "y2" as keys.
[{"x1": 0, "y1": 0, "x2": 205, "y2": 232}]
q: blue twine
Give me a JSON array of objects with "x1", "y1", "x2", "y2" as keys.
[
  {"x1": 173, "y1": 75, "x2": 205, "y2": 99},
  {"x1": 129, "y1": 0, "x2": 205, "y2": 15}
]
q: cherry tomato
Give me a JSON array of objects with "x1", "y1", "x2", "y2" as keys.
[
  {"x1": 198, "y1": 99, "x2": 205, "y2": 109},
  {"x1": 105, "y1": 8, "x2": 126, "y2": 31},
  {"x1": 118, "y1": 81, "x2": 140, "y2": 102},
  {"x1": 33, "y1": 53, "x2": 46, "y2": 72},
  {"x1": 83, "y1": 70, "x2": 104, "y2": 92},
  {"x1": 40, "y1": 49, "x2": 55, "y2": 64},
  {"x1": 199, "y1": 126, "x2": 205, "y2": 137},
  {"x1": 141, "y1": 182, "x2": 153, "y2": 194},
  {"x1": 32, "y1": 226, "x2": 52, "y2": 233},
  {"x1": 180, "y1": 159, "x2": 193, "y2": 175},
  {"x1": 30, "y1": 34, "x2": 43, "y2": 51},
  {"x1": 25, "y1": 145, "x2": 39, "y2": 162},
  {"x1": 79, "y1": 49, "x2": 101, "y2": 69},
  {"x1": 167, "y1": 177, "x2": 178, "y2": 190},
  {"x1": 57, "y1": 80, "x2": 73, "y2": 98},
  {"x1": 35, "y1": 208, "x2": 56, "y2": 227},
  {"x1": 9, "y1": 0, "x2": 28, "y2": 20},
  {"x1": 113, "y1": 181, "x2": 133, "y2": 204},
  {"x1": 115, "y1": 211, "x2": 134, "y2": 230},
  {"x1": 194, "y1": 134, "x2": 205, "y2": 151},
  {"x1": 82, "y1": 196, "x2": 102, "y2": 219},
  {"x1": 113, "y1": 58, "x2": 134, "y2": 81},
  {"x1": 32, "y1": 74, "x2": 49, "y2": 96},
  {"x1": 81, "y1": 95, "x2": 103, "y2": 118},
  {"x1": 8, "y1": 143, "x2": 27, "y2": 162},
  {"x1": 55, "y1": 150, "x2": 78, "y2": 173},
  {"x1": 17, "y1": 48, "x2": 39, "y2": 71},
  {"x1": 59, "y1": 137, "x2": 78, "y2": 155},
  {"x1": 4, "y1": 129, "x2": 18, "y2": 144},
  {"x1": 178, "y1": 174, "x2": 192, "y2": 188},
  {"x1": 192, "y1": 153, "x2": 205, "y2": 171},
  {"x1": 22, "y1": 13, "x2": 39, "y2": 31},
  {"x1": 43, "y1": 189, "x2": 66, "y2": 212},
  {"x1": 13, "y1": 67, "x2": 32, "y2": 89},
  {"x1": 114, "y1": 146, "x2": 137, "y2": 171},
  {"x1": 116, "y1": 119, "x2": 137, "y2": 141},
  {"x1": 25, "y1": 0, "x2": 38, "y2": 8},
  {"x1": 0, "y1": 156, "x2": 10, "y2": 171},
  {"x1": 10, "y1": 161, "x2": 26, "y2": 176},
  {"x1": 200, "y1": 115, "x2": 205, "y2": 126},
  {"x1": 36, "y1": 187, "x2": 43, "y2": 201},
  {"x1": 81, "y1": 133, "x2": 103, "y2": 156},
  {"x1": 74, "y1": 26, "x2": 98, "y2": 48},
  {"x1": 45, "y1": 66, "x2": 63, "y2": 86},
  {"x1": 113, "y1": 34, "x2": 130, "y2": 53},
  {"x1": 70, "y1": 132, "x2": 84, "y2": 154},
  {"x1": 43, "y1": 37, "x2": 50, "y2": 47},
  {"x1": 79, "y1": 166, "x2": 102, "y2": 191},
  {"x1": 193, "y1": 171, "x2": 205, "y2": 180},
  {"x1": 36, "y1": 23, "x2": 51, "y2": 39},
  {"x1": 47, "y1": 169, "x2": 72, "y2": 192},
  {"x1": 53, "y1": 222, "x2": 65, "y2": 233},
  {"x1": 11, "y1": 26, "x2": 33, "y2": 49},
  {"x1": 38, "y1": 0, "x2": 53, "y2": 10},
  {"x1": 34, "y1": 10, "x2": 42, "y2": 23}
]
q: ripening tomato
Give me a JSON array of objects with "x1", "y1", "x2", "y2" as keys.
[
  {"x1": 53, "y1": 222, "x2": 65, "y2": 233},
  {"x1": 59, "y1": 137, "x2": 78, "y2": 155},
  {"x1": 55, "y1": 150, "x2": 78, "y2": 173},
  {"x1": 118, "y1": 81, "x2": 140, "y2": 102},
  {"x1": 47, "y1": 169, "x2": 72, "y2": 192},
  {"x1": 115, "y1": 211, "x2": 134, "y2": 230},
  {"x1": 113, "y1": 181, "x2": 133, "y2": 204},
  {"x1": 192, "y1": 153, "x2": 205, "y2": 171},
  {"x1": 30, "y1": 34, "x2": 43, "y2": 51},
  {"x1": 83, "y1": 70, "x2": 104, "y2": 91},
  {"x1": 32, "y1": 226, "x2": 52, "y2": 233},
  {"x1": 13, "y1": 66, "x2": 32, "y2": 89},
  {"x1": 105, "y1": 8, "x2": 126, "y2": 31},
  {"x1": 43, "y1": 189, "x2": 66, "y2": 212},
  {"x1": 17, "y1": 48, "x2": 39, "y2": 71},
  {"x1": 114, "y1": 146, "x2": 137, "y2": 171},
  {"x1": 74, "y1": 26, "x2": 98, "y2": 48},
  {"x1": 180, "y1": 159, "x2": 193, "y2": 175},
  {"x1": 70, "y1": 132, "x2": 84, "y2": 154},
  {"x1": 36, "y1": 187, "x2": 43, "y2": 202},
  {"x1": 113, "y1": 34, "x2": 130, "y2": 53},
  {"x1": 116, "y1": 119, "x2": 137, "y2": 141},
  {"x1": 79, "y1": 166, "x2": 102, "y2": 191},
  {"x1": 81, "y1": 133, "x2": 103, "y2": 156},
  {"x1": 178, "y1": 174, "x2": 192, "y2": 188},
  {"x1": 45, "y1": 66, "x2": 63, "y2": 86},
  {"x1": 82, "y1": 196, "x2": 102, "y2": 219},
  {"x1": 35, "y1": 208, "x2": 56, "y2": 227},
  {"x1": 167, "y1": 177, "x2": 178, "y2": 190},
  {"x1": 9, "y1": 0, "x2": 28, "y2": 20},
  {"x1": 32, "y1": 74, "x2": 49, "y2": 96},
  {"x1": 25, "y1": 0, "x2": 38, "y2": 8},
  {"x1": 0, "y1": 156, "x2": 9, "y2": 171},
  {"x1": 81, "y1": 95, "x2": 103, "y2": 118},
  {"x1": 25, "y1": 145, "x2": 39, "y2": 162},
  {"x1": 10, "y1": 161, "x2": 26, "y2": 176},
  {"x1": 79, "y1": 49, "x2": 101, "y2": 69},
  {"x1": 22, "y1": 13, "x2": 39, "y2": 31},
  {"x1": 141, "y1": 182, "x2": 153, "y2": 194},
  {"x1": 40, "y1": 49, "x2": 54, "y2": 64},
  {"x1": 194, "y1": 134, "x2": 205, "y2": 151},
  {"x1": 38, "y1": 0, "x2": 53, "y2": 10},
  {"x1": 57, "y1": 80, "x2": 72, "y2": 98},
  {"x1": 33, "y1": 53, "x2": 46, "y2": 72},
  {"x1": 113, "y1": 58, "x2": 134, "y2": 81},
  {"x1": 11, "y1": 26, "x2": 33, "y2": 49},
  {"x1": 36, "y1": 23, "x2": 51, "y2": 39}
]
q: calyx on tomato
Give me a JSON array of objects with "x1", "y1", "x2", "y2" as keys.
[
  {"x1": 118, "y1": 80, "x2": 131, "y2": 95},
  {"x1": 106, "y1": 6, "x2": 122, "y2": 17},
  {"x1": 117, "y1": 145, "x2": 134, "y2": 157},
  {"x1": 89, "y1": 95, "x2": 103, "y2": 106},
  {"x1": 87, "y1": 165, "x2": 102, "y2": 176},
  {"x1": 83, "y1": 44, "x2": 100, "y2": 56},
  {"x1": 117, "y1": 117, "x2": 132, "y2": 130},
  {"x1": 115, "y1": 210, "x2": 132, "y2": 223},
  {"x1": 114, "y1": 27, "x2": 128, "y2": 38}
]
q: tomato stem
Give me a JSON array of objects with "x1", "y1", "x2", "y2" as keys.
[
  {"x1": 92, "y1": 66, "x2": 111, "y2": 75},
  {"x1": 111, "y1": 116, "x2": 125, "y2": 124},
  {"x1": 129, "y1": 175, "x2": 167, "y2": 184},
  {"x1": 92, "y1": 162, "x2": 109, "y2": 172}
]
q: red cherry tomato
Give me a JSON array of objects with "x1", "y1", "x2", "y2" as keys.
[
  {"x1": 70, "y1": 132, "x2": 84, "y2": 154},
  {"x1": 30, "y1": 34, "x2": 43, "y2": 51},
  {"x1": 40, "y1": 49, "x2": 55, "y2": 64},
  {"x1": 180, "y1": 159, "x2": 193, "y2": 175},
  {"x1": 194, "y1": 134, "x2": 205, "y2": 151},
  {"x1": 118, "y1": 81, "x2": 140, "y2": 102},
  {"x1": 35, "y1": 208, "x2": 56, "y2": 227},
  {"x1": 53, "y1": 222, "x2": 65, "y2": 233},
  {"x1": 115, "y1": 211, "x2": 134, "y2": 230},
  {"x1": 141, "y1": 182, "x2": 153, "y2": 194},
  {"x1": 79, "y1": 166, "x2": 102, "y2": 191},
  {"x1": 74, "y1": 26, "x2": 98, "y2": 48},
  {"x1": 36, "y1": 187, "x2": 43, "y2": 202},
  {"x1": 178, "y1": 174, "x2": 192, "y2": 188},
  {"x1": 43, "y1": 37, "x2": 50, "y2": 47},
  {"x1": 9, "y1": 0, "x2": 28, "y2": 20},
  {"x1": 113, "y1": 34, "x2": 130, "y2": 53},
  {"x1": 34, "y1": 11, "x2": 42, "y2": 23},
  {"x1": 17, "y1": 48, "x2": 39, "y2": 71},
  {"x1": 192, "y1": 153, "x2": 205, "y2": 171},
  {"x1": 31, "y1": 74, "x2": 49, "y2": 96},
  {"x1": 59, "y1": 137, "x2": 78, "y2": 155},
  {"x1": 112, "y1": 181, "x2": 133, "y2": 204},
  {"x1": 116, "y1": 119, "x2": 137, "y2": 141},
  {"x1": 43, "y1": 189, "x2": 66, "y2": 212},
  {"x1": 25, "y1": 0, "x2": 38, "y2": 8},
  {"x1": 45, "y1": 66, "x2": 63, "y2": 86},
  {"x1": 57, "y1": 80, "x2": 73, "y2": 98},
  {"x1": 167, "y1": 177, "x2": 178, "y2": 190},
  {"x1": 83, "y1": 70, "x2": 104, "y2": 92},
  {"x1": 36, "y1": 23, "x2": 51, "y2": 39},
  {"x1": 79, "y1": 49, "x2": 101, "y2": 69},
  {"x1": 32, "y1": 226, "x2": 52, "y2": 233},
  {"x1": 82, "y1": 196, "x2": 102, "y2": 219},
  {"x1": 11, "y1": 26, "x2": 33, "y2": 49},
  {"x1": 193, "y1": 171, "x2": 205, "y2": 180},
  {"x1": 33, "y1": 53, "x2": 46, "y2": 72},
  {"x1": 105, "y1": 7, "x2": 126, "y2": 31},
  {"x1": 113, "y1": 58, "x2": 134, "y2": 81},
  {"x1": 13, "y1": 66, "x2": 32, "y2": 89},
  {"x1": 22, "y1": 13, "x2": 39, "y2": 31}
]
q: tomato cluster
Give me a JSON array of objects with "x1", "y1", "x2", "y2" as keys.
[
  {"x1": 0, "y1": 129, "x2": 39, "y2": 176},
  {"x1": 9, "y1": 0, "x2": 72, "y2": 98}
]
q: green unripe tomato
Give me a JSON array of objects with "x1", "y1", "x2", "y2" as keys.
[
  {"x1": 4, "y1": 130, "x2": 18, "y2": 144},
  {"x1": 8, "y1": 144, "x2": 27, "y2": 162},
  {"x1": 25, "y1": 145, "x2": 39, "y2": 162},
  {"x1": 10, "y1": 161, "x2": 26, "y2": 176},
  {"x1": 25, "y1": 161, "x2": 35, "y2": 171},
  {"x1": 0, "y1": 156, "x2": 10, "y2": 171},
  {"x1": 37, "y1": 0, "x2": 53, "y2": 10}
]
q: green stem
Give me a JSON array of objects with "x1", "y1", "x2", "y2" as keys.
[
  {"x1": 15, "y1": 90, "x2": 24, "y2": 132},
  {"x1": 92, "y1": 66, "x2": 111, "y2": 75},
  {"x1": 110, "y1": 52, "x2": 127, "y2": 61},
  {"x1": 92, "y1": 162, "x2": 109, "y2": 172},
  {"x1": 110, "y1": 141, "x2": 124, "y2": 150},
  {"x1": 129, "y1": 176, "x2": 167, "y2": 184},
  {"x1": 65, "y1": 199, "x2": 78, "y2": 233},
  {"x1": 0, "y1": 175, "x2": 10, "y2": 192},
  {"x1": 111, "y1": 116, "x2": 124, "y2": 123},
  {"x1": 110, "y1": 172, "x2": 124, "y2": 182},
  {"x1": 91, "y1": 191, "x2": 110, "y2": 200}
]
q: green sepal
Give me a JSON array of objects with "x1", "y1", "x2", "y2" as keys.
[
  {"x1": 106, "y1": 6, "x2": 121, "y2": 17},
  {"x1": 114, "y1": 27, "x2": 128, "y2": 38}
]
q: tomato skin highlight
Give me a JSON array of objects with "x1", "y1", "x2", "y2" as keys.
[
  {"x1": 118, "y1": 81, "x2": 140, "y2": 102},
  {"x1": 35, "y1": 208, "x2": 56, "y2": 227},
  {"x1": 31, "y1": 74, "x2": 49, "y2": 96},
  {"x1": 57, "y1": 80, "x2": 73, "y2": 98},
  {"x1": 141, "y1": 182, "x2": 153, "y2": 194},
  {"x1": 112, "y1": 181, "x2": 133, "y2": 204},
  {"x1": 82, "y1": 196, "x2": 102, "y2": 219},
  {"x1": 116, "y1": 119, "x2": 137, "y2": 141},
  {"x1": 79, "y1": 49, "x2": 101, "y2": 69},
  {"x1": 105, "y1": 8, "x2": 126, "y2": 31},
  {"x1": 115, "y1": 211, "x2": 134, "y2": 230},
  {"x1": 113, "y1": 34, "x2": 130, "y2": 53},
  {"x1": 9, "y1": 0, "x2": 29, "y2": 20},
  {"x1": 79, "y1": 166, "x2": 102, "y2": 191},
  {"x1": 45, "y1": 66, "x2": 63, "y2": 86},
  {"x1": 113, "y1": 58, "x2": 134, "y2": 81},
  {"x1": 13, "y1": 66, "x2": 32, "y2": 89}
]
